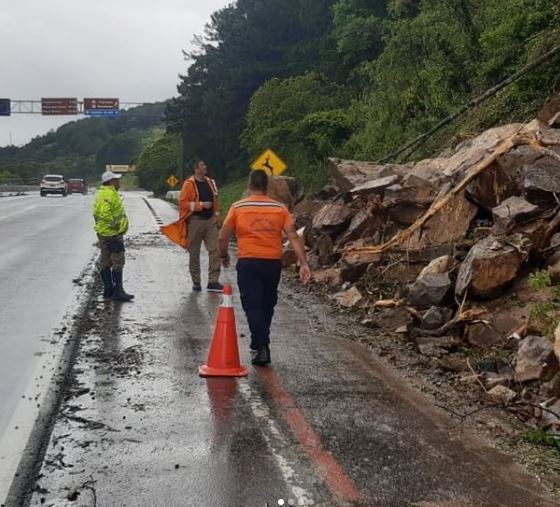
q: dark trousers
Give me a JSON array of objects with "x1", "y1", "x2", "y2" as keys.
[
  {"x1": 98, "y1": 235, "x2": 125, "y2": 270},
  {"x1": 236, "y1": 258, "x2": 282, "y2": 351}
]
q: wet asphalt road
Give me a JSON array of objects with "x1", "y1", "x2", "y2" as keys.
[
  {"x1": 17, "y1": 195, "x2": 559, "y2": 507},
  {"x1": 0, "y1": 193, "x2": 95, "y2": 438}
]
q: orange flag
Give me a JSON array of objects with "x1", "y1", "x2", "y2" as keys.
[{"x1": 160, "y1": 216, "x2": 188, "y2": 249}]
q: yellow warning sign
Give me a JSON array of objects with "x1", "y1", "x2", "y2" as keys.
[
  {"x1": 166, "y1": 175, "x2": 179, "y2": 188},
  {"x1": 250, "y1": 149, "x2": 287, "y2": 176}
]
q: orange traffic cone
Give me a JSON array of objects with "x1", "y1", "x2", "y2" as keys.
[{"x1": 199, "y1": 285, "x2": 248, "y2": 377}]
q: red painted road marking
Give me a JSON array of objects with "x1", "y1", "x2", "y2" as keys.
[{"x1": 259, "y1": 368, "x2": 361, "y2": 504}]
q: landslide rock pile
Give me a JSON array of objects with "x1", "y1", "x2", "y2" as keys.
[{"x1": 293, "y1": 109, "x2": 560, "y2": 431}]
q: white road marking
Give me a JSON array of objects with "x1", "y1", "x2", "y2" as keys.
[{"x1": 238, "y1": 382, "x2": 315, "y2": 506}]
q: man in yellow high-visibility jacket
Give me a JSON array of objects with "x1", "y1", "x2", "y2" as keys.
[{"x1": 93, "y1": 171, "x2": 134, "y2": 302}]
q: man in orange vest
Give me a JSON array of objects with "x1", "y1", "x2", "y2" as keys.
[
  {"x1": 219, "y1": 170, "x2": 311, "y2": 365},
  {"x1": 179, "y1": 160, "x2": 223, "y2": 292}
]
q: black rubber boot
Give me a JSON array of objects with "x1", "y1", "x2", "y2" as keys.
[
  {"x1": 251, "y1": 347, "x2": 270, "y2": 366},
  {"x1": 112, "y1": 269, "x2": 134, "y2": 302},
  {"x1": 100, "y1": 268, "x2": 114, "y2": 299}
]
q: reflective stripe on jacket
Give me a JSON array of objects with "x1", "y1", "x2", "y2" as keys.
[
  {"x1": 178, "y1": 176, "x2": 219, "y2": 221},
  {"x1": 93, "y1": 185, "x2": 129, "y2": 237}
]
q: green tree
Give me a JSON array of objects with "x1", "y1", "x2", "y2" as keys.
[
  {"x1": 167, "y1": 0, "x2": 342, "y2": 183},
  {"x1": 242, "y1": 72, "x2": 352, "y2": 190},
  {"x1": 136, "y1": 133, "x2": 182, "y2": 196}
]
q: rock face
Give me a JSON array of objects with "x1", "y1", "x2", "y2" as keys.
[
  {"x1": 523, "y1": 159, "x2": 560, "y2": 206},
  {"x1": 329, "y1": 159, "x2": 410, "y2": 193},
  {"x1": 445, "y1": 123, "x2": 526, "y2": 180},
  {"x1": 515, "y1": 336, "x2": 558, "y2": 383},
  {"x1": 406, "y1": 273, "x2": 452, "y2": 308},
  {"x1": 467, "y1": 144, "x2": 541, "y2": 210},
  {"x1": 455, "y1": 234, "x2": 530, "y2": 298},
  {"x1": 337, "y1": 208, "x2": 380, "y2": 244},
  {"x1": 349, "y1": 174, "x2": 401, "y2": 195},
  {"x1": 312, "y1": 203, "x2": 354, "y2": 231},
  {"x1": 491, "y1": 196, "x2": 540, "y2": 234},
  {"x1": 405, "y1": 191, "x2": 477, "y2": 249}
]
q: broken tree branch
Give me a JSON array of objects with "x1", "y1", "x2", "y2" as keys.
[
  {"x1": 345, "y1": 131, "x2": 560, "y2": 264},
  {"x1": 409, "y1": 308, "x2": 487, "y2": 337},
  {"x1": 530, "y1": 139, "x2": 560, "y2": 164}
]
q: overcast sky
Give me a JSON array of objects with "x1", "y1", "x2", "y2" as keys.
[{"x1": 0, "y1": 0, "x2": 230, "y2": 147}]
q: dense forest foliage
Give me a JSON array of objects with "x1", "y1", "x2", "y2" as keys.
[
  {"x1": 168, "y1": 0, "x2": 560, "y2": 190},
  {"x1": 0, "y1": 103, "x2": 165, "y2": 184},
  {"x1": 2, "y1": 0, "x2": 559, "y2": 194}
]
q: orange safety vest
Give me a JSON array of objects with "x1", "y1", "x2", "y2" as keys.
[{"x1": 160, "y1": 176, "x2": 219, "y2": 249}]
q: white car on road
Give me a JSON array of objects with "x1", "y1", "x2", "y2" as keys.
[{"x1": 40, "y1": 175, "x2": 68, "y2": 197}]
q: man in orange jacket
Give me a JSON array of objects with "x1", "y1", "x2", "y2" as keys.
[
  {"x1": 179, "y1": 160, "x2": 223, "y2": 292},
  {"x1": 219, "y1": 170, "x2": 311, "y2": 365}
]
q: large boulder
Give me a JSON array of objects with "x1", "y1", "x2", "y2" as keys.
[
  {"x1": 523, "y1": 158, "x2": 560, "y2": 206},
  {"x1": 329, "y1": 158, "x2": 410, "y2": 193},
  {"x1": 491, "y1": 196, "x2": 540, "y2": 235},
  {"x1": 515, "y1": 220, "x2": 548, "y2": 251},
  {"x1": 464, "y1": 309, "x2": 518, "y2": 348},
  {"x1": 349, "y1": 174, "x2": 401, "y2": 195},
  {"x1": 243, "y1": 175, "x2": 303, "y2": 210},
  {"x1": 265, "y1": 176, "x2": 303, "y2": 210},
  {"x1": 405, "y1": 191, "x2": 477, "y2": 250},
  {"x1": 312, "y1": 203, "x2": 354, "y2": 234},
  {"x1": 467, "y1": 145, "x2": 541, "y2": 210},
  {"x1": 406, "y1": 273, "x2": 453, "y2": 308},
  {"x1": 444, "y1": 123, "x2": 526, "y2": 180},
  {"x1": 384, "y1": 175, "x2": 440, "y2": 226},
  {"x1": 515, "y1": 336, "x2": 558, "y2": 383},
  {"x1": 455, "y1": 234, "x2": 530, "y2": 298},
  {"x1": 337, "y1": 207, "x2": 383, "y2": 245}
]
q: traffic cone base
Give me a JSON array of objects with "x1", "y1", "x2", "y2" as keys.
[
  {"x1": 199, "y1": 284, "x2": 248, "y2": 378},
  {"x1": 198, "y1": 365, "x2": 248, "y2": 377}
]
